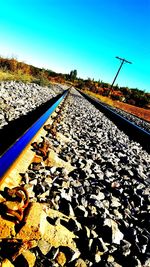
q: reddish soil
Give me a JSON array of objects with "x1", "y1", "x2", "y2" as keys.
[{"x1": 113, "y1": 101, "x2": 150, "y2": 123}]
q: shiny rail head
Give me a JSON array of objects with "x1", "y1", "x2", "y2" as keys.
[{"x1": 0, "y1": 90, "x2": 68, "y2": 180}]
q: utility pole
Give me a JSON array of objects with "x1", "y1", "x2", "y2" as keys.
[{"x1": 109, "y1": 56, "x2": 132, "y2": 95}]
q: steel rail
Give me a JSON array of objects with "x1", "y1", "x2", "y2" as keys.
[
  {"x1": 79, "y1": 90, "x2": 150, "y2": 153},
  {"x1": 0, "y1": 90, "x2": 68, "y2": 179}
]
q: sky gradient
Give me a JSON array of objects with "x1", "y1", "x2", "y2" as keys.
[{"x1": 0, "y1": 0, "x2": 150, "y2": 92}]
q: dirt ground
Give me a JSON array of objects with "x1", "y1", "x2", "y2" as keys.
[{"x1": 114, "y1": 101, "x2": 150, "y2": 122}]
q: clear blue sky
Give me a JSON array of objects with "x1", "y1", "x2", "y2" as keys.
[{"x1": 0, "y1": 0, "x2": 150, "y2": 92}]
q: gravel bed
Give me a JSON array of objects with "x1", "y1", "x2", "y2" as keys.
[
  {"x1": 19, "y1": 88, "x2": 150, "y2": 267},
  {"x1": 90, "y1": 95, "x2": 150, "y2": 133},
  {"x1": 52, "y1": 83, "x2": 69, "y2": 94},
  {"x1": 111, "y1": 106, "x2": 150, "y2": 132},
  {"x1": 0, "y1": 81, "x2": 65, "y2": 129}
]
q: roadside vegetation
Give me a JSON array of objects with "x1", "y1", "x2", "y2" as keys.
[
  {"x1": 0, "y1": 57, "x2": 150, "y2": 114},
  {"x1": 75, "y1": 78, "x2": 150, "y2": 109},
  {"x1": 84, "y1": 89, "x2": 150, "y2": 122},
  {"x1": 0, "y1": 69, "x2": 34, "y2": 83}
]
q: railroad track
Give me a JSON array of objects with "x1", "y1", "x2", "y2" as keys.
[
  {"x1": 0, "y1": 90, "x2": 68, "y2": 184},
  {"x1": 0, "y1": 87, "x2": 150, "y2": 267},
  {"x1": 79, "y1": 90, "x2": 150, "y2": 153}
]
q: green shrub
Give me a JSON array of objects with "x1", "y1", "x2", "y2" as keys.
[
  {"x1": 36, "y1": 76, "x2": 50, "y2": 86},
  {"x1": 14, "y1": 70, "x2": 33, "y2": 83},
  {"x1": 111, "y1": 94, "x2": 122, "y2": 101},
  {"x1": 0, "y1": 69, "x2": 13, "y2": 81}
]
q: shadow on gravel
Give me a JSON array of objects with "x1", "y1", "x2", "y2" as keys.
[{"x1": 0, "y1": 93, "x2": 63, "y2": 156}]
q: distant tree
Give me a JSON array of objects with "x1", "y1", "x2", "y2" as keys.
[
  {"x1": 120, "y1": 87, "x2": 130, "y2": 96},
  {"x1": 84, "y1": 78, "x2": 92, "y2": 88},
  {"x1": 30, "y1": 65, "x2": 41, "y2": 76},
  {"x1": 113, "y1": 84, "x2": 119, "y2": 90},
  {"x1": 8, "y1": 58, "x2": 18, "y2": 72},
  {"x1": 98, "y1": 79, "x2": 102, "y2": 87},
  {"x1": 69, "y1": 70, "x2": 77, "y2": 81},
  {"x1": 77, "y1": 79, "x2": 85, "y2": 89},
  {"x1": 125, "y1": 88, "x2": 150, "y2": 107},
  {"x1": 102, "y1": 89, "x2": 110, "y2": 96},
  {"x1": 46, "y1": 69, "x2": 57, "y2": 77},
  {"x1": 18, "y1": 62, "x2": 31, "y2": 74},
  {"x1": 101, "y1": 82, "x2": 110, "y2": 89},
  {"x1": 37, "y1": 70, "x2": 50, "y2": 86}
]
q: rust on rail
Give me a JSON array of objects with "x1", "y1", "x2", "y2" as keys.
[{"x1": 0, "y1": 186, "x2": 29, "y2": 223}]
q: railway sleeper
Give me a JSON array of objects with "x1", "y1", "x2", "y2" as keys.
[{"x1": 0, "y1": 200, "x2": 79, "y2": 266}]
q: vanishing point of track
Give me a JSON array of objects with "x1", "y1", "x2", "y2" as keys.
[{"x1": 0, "y1": 87, "x2": 150, "y2": 267}]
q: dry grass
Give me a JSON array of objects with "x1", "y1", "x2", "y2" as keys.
[
  {"x1": 83, "y1": 90, "x2": 150, "y2": 123},
  {"x1": 0, "y1": 70, "x2": 14, "y2": 80},
  {"x1": 0, "y1": 69, "x2": 34, "y2": 83},
  {"x1": 82, "y1": 90, "x2": 114, "y2": 106}
]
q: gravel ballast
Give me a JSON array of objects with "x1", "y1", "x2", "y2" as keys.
[
  {"x1": 82, "y1": 92, "x2": 150, "y2": 133},
  {"x1": 0, "y1": 81, "x2": 65, "y2": 129},
  {"x1": 18, "y1": 88, "x2": 150, "y2": 267},
  {"x1": 99, "y1": 100, "x2": 150, "y2": 133}
]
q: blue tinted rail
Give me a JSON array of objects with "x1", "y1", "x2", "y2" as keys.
[{"x1": 0, "y1": 90, "x2": 68, "y2": 179}]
